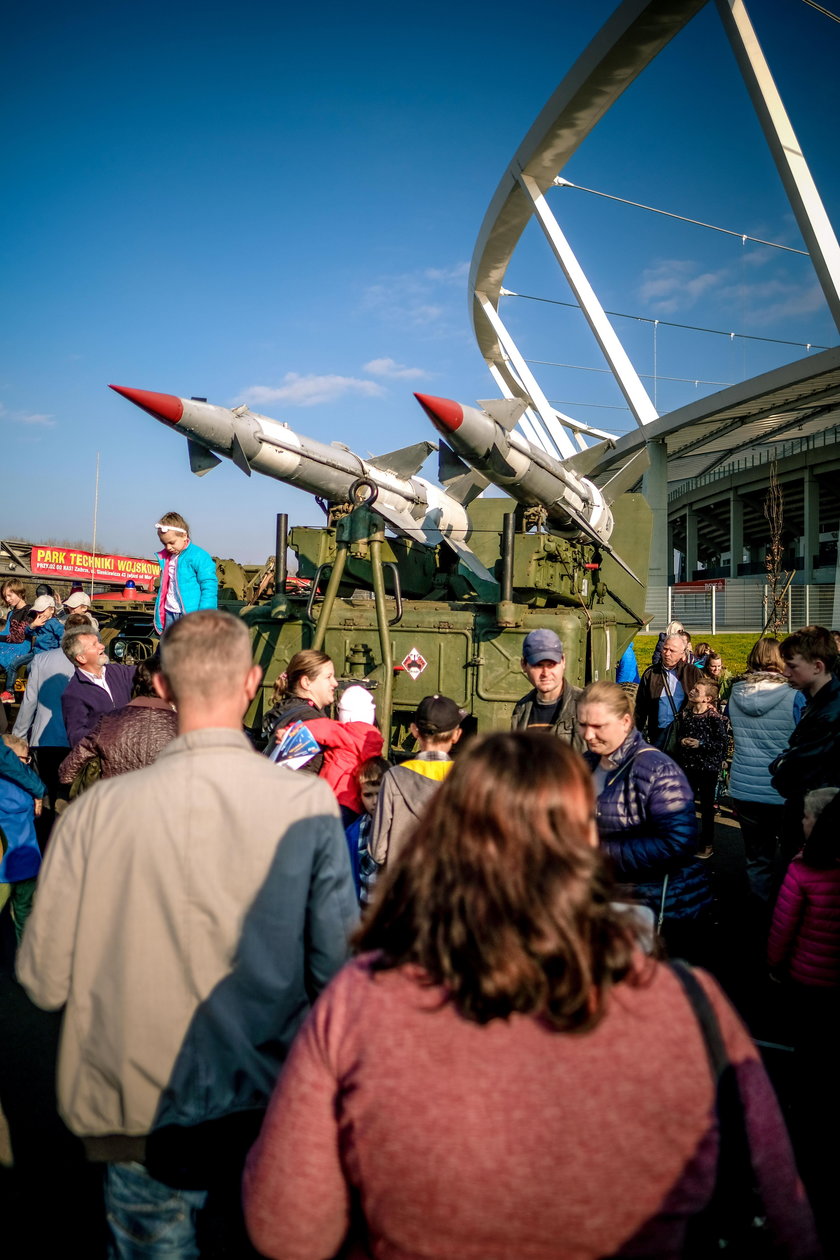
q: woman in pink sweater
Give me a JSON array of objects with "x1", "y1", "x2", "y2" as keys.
[{"x1": 244, "y1": 732, "x2": 815, "y2": 1260}]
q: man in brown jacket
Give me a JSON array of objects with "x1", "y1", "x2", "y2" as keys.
[
  {"x1": 635, "y1": 634, "x2": 704, "y2": 748},
  {"x1": 18, "y1": 609, "x2": 357, "y2": 1256}
]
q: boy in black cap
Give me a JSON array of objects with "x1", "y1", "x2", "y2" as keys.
[
  {"x1": 370, "y1": 694, "x2": 465, "y2": 869},
  {"x1": 511, "y1": 628, "x2": 584, "y2": 750}
]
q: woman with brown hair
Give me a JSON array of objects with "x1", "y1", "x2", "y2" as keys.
[
  {"x1": 243, "y1": 731, "x2": 813, "y2": 1260},
  {"x1": 261, "y1": 649, "x2": 338, "y2": 772},
  {"x1": 0, "y1": 579, "x2": 32, "y2": 704},
  {"x1": 728, "y1": 637, "x2": 804, "y2": 903},
  {"x1": 702, "y1": 650, "x2": 734, "y2": 704}
]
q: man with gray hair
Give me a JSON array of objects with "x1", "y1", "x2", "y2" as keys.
[
  {"x1": 18, "y1": 609, "x2": 357, "y2": 1255},
  {"x1": 13, "y1": 612, "x2": 98, "y2": 833},
  {"x1": 60, "y1": 627, "x2": 136, "y2": 746},
  {"x1": 635, "y1": 634, "x2": 704, "y2": 748}
]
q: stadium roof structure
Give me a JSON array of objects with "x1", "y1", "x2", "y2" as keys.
[
  {"x1": 467, "y1": 0, "x2": 840, "y2": 499},
  {"x1": 589, "y1": 345, "x2": 840, "y2": 492}
]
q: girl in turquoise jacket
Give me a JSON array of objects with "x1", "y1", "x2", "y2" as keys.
[{"x1": 154, "y1": 512, "x2": 218, "y2": 634}]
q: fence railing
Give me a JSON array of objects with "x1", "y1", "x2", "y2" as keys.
[{"x1": 644, "y1": 583, "x2": 837, "y2": 634}]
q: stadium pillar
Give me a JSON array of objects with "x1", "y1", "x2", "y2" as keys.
[
  {"x1": 729, "y1": 490, "x2": 743, "y2": 579},
  {"x1": 685, "y1": 506, "x2": 698, "y2": 581},
  {"x1": 643, "y1": 439, "x2": 669, "y2": 630},
  {"x1": 802, "y1": 469, "x2": 819, "y2": 584}
]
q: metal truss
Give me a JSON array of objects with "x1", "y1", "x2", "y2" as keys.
[{"x1": 469, "y1": 0, "x2": 840, "y2": 471}]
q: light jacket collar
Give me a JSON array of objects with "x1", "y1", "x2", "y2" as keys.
[
  {"x1": 585, "y1": 726, "x2": 646, "y2": 774},
  {"x1": 156, "y1": 727, "x2": 254, "y2": 759}
]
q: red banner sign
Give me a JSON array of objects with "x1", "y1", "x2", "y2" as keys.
[{"x1": 30, "y1": 546, "x2": 157, "y2": 590}]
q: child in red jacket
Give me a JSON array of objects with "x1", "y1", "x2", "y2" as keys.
[{"x1": 306, "y1": 686, "x2": 383, "y2": 824}]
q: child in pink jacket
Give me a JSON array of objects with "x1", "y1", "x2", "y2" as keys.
[
  {"x1": 769, "y1": 786, "x2": 840, "y2": 989},
  {"x1": 768, "y1": 784, "x2": 840, "y2": 1250}
]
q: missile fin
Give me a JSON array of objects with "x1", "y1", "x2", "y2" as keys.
[
  {"x1": 444, "y1": 537, "x2": 500, "y2": 599},
  {"x1": 230, "y1": 432, "x2": 253, "y2": 477},
  {"x1": 366, "y1": 440, "x2": 437, "y2": 479},
  {"x1": 438, "y1": 442, "x2": 490, "y2": 506},
  {"x1": 187, "y1": 439, "x2": 222, "y2": 477},
  {"x1": 371, "y1": 501, "x2": 442, "y2": 546},
  {"x1": 368, "y1": 499, "x2": 499, "y2": 597},
  {"x1": 597, "y1": 448, "x2": 650, "y2": 505},
  {"x1": 557, "y1": 501, "x2": 643, "y2": 586},
  {"x1": 598, "y1": 542, "x2": 643, "y2": 586},
  {"x1": 477, "y1": 398, "x2": 527, "y2": 431},
  {"x1": 442, "y1": 470, "x2": 489, "y2": 507},
  {"x1": 563, "y1": 438, "x2": 616, "y2": 479}
]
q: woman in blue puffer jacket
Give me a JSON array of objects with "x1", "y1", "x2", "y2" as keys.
[{"x1": 578, "y1": 680, "x2": 714, "y2": 962}]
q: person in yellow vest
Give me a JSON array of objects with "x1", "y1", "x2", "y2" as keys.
[{"x1": 370, "y1": 694, "x2": 464, "y2": 869}]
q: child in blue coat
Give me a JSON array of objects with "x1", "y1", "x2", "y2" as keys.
[{"x1": 0, "y1": 734, "x2": 45, "y2": 943}]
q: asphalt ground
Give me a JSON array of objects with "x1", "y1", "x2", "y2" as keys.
[{"x1": 0, "y1": 801, "x2": 824, "y2": 1252}]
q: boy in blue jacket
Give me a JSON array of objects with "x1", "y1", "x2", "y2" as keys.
[
  {"x1": 1, "y1": 595, "x2": 66, "y2": 701},
  {"x1": 0, "y1": 734, "x2": 45, "y2": 943},
  {"x1": 25, "y1": 595, "x2": 65, "y2": 654}
]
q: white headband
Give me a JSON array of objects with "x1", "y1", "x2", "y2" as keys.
[{"x1": 155, "y1": 523, "x2": 188, "y2": 534}]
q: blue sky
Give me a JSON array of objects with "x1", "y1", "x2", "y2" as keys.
[{"x1": 3, "y1": 0, "x2": 838, "y2": 562}]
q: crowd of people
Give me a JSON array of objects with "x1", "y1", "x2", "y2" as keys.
[{"x1": 1, "y1": 539, "x2": 838, "y2": 1255}]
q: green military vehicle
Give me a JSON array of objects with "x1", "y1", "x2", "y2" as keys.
[
  {"x1": 237, "y1": 490, "x2": 651, "y2": 755},
  {"x1": 98, "y1": 487, "x2": 649, "y2": 757}
]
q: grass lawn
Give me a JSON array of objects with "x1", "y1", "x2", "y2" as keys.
[{"x1": 634, "y1": 633, "x2": 764, "y2": 676}]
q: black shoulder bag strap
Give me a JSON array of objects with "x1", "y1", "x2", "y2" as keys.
[
  {"x1": 662, "y1": 664, "x2": 680, "y2": 723},
  {"x1": 669, "y1": 960, "x2": 768, "y2": 1255}
]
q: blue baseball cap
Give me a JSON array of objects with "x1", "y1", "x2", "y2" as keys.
[{"x1": 522, "y1": 629, "x2": 565, "y2": 665}]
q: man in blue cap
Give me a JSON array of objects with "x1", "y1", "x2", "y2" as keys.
[{"x1": 511, "y1": 629, "x2": 584, "y2": 750}]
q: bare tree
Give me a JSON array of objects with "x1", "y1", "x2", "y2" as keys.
[{"x1": 763, "y1": 459, "x2": 788, "y2": 636}]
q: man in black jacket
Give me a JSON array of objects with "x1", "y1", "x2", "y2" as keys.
[
  {"x1": 635, "y1": 635, "x2": 703, "y2": 749},
  {"x1": 771, "y1": 625, "x2": 840, "y2": 851},
  {"x1": 510, "y1": 629, "x2": 584, "y2": 751}
]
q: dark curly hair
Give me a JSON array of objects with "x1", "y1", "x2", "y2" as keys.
[{"x1": 354, "y1": 731, "x2": 639, "y2": 1032}]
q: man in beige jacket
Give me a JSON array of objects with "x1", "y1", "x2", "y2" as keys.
[{"x1": 18, "y1": 609, "x2": 358, "y2": 1256}]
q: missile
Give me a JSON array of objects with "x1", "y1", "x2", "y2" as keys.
[
  {"x1": 415, "y1": 392, "x2": 643, "y2": 584},
  {"x1": 109, "y1": 385, "x2": 498, "y2": 594}
]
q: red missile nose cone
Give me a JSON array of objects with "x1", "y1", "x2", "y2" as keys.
[
  {"x1": 109, "y1": 385, "x2": 184, "y2": 426},
  {"x1": 414, "y1": 393, "x2": 463, "y2": 433}
]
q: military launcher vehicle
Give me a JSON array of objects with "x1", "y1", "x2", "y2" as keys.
[
  {"x1": 239, "y1": 486, "x2": 649, "y2": 756},
  {"x1": 102, "y1": 380, "x2": 652, "y2": 756},
  {"x1": 98, "y1": 483, "x2": 649, "y2": 758}
]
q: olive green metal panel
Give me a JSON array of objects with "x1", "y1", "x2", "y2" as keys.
[
  {"x1": 242, "y1": 599, "x2": 476, "y2": 751},
  {"x1": 603, "y1": 492, "x2": 652, "y2": 659},
  {"x1": 290, "y1": 525, "x2": 441, "y2": 599}
]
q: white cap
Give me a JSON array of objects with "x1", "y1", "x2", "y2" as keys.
[
  {"x1": 63, "y1": 591, "x2": 91, "y2": 609},
  {"x1": 338, "y1": 685, "x2": 376, "y2": 725},
  {"x1": 31, "y1": 594, "x2": 56, "y2": 613}
]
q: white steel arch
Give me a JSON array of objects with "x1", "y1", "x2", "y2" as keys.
[{"x1": 469, "y1": 0, "x2": 840, "y2": 465}]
